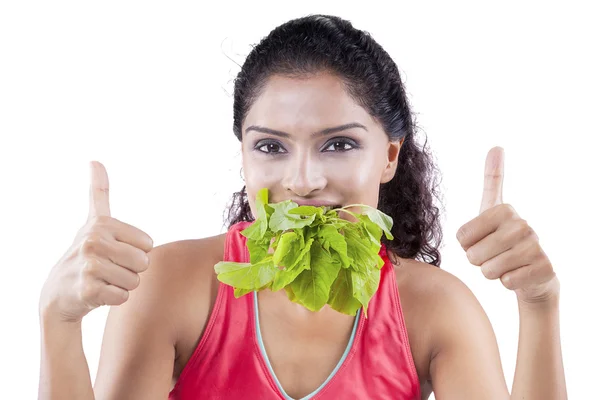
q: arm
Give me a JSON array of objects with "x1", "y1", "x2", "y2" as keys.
[
  {"x1": 428, "y1": 275, "x2": 510, "y2": 400},
  {"x1": 510, "y1": 284, "x2": 567, "y2": 399},
  {"x1": 38, "y1": 314, "x2": 95, "y2": 400}
]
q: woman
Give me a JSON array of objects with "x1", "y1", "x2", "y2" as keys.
[{"x1": 38, "y1": 14, "x2": 567, "y2": 399}]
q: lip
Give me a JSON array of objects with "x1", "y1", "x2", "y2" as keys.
[{"x1": 290, "y1": 199, "x2": 341, "y2": 207}]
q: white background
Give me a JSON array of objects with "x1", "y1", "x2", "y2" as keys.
[{"x1": 1, "y1": 1, "x2": 598, "y2": 398}]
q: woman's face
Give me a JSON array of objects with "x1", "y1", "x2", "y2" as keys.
[{"x1": 241, "y1": 72, "x2": 401, "y2": 220}]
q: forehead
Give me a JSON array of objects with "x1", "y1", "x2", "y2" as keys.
[{"x1": 243, "y1": 72, "x2": 376, "y2": 134}]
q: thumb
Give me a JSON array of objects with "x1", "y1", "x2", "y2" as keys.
[
  {"x1": 479, "y1": 146, "x2": 504, "y2": 215},
  {"x1": 88, "y1": 161, "x2": 111, "y2": 220}
]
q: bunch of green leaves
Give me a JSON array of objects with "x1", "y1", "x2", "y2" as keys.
[{"x1": 214, "y1": 188, "x2": 394, "y2": 317}]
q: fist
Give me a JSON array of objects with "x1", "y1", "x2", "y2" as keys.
[
  {"x1": 39, "y1": 161, "x2": 154, "y2": 323},
  {"x1": 457, "y1": 147, "x2": 559, "y2": 304}
]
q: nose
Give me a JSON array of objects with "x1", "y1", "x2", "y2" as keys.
[{"x1": 282, "y1": 150, "x2": 327, "y2": 197}]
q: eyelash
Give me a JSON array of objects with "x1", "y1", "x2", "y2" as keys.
[{"x1": 254, "y1": 137, "x2": 360, "y2": 155}]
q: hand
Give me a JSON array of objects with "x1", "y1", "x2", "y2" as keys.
[
  {"x1": 456, "y1": 147, "x2": 559, "y2": 304},
  {"x1": 39, "y1": 161, "x2": 154, "y2": 323}
]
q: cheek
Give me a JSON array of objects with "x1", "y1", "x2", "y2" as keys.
[
  {"x1": 244, "y1": 159, "x2": 280, "y2": 194},
  {"x1": 328, "y1": 154, "x2": 382, "y2": 190},
  {"x1": 243, "y1": 154, "x2": 279, "y2": 219}
]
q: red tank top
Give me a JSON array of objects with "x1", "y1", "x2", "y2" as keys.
[{"x1": 168, "y1": 221, "x2": 421, "y2": 399}]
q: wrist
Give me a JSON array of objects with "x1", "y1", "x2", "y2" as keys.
[
  {"x1": 39, "y1": 304, "x2": 83, "y2": 330},
  {"x1": 516, "y1": 276, "x2": 560, "y2": 311}
]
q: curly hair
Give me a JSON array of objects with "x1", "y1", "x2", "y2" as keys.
[{"x1": 223, "y1": 14, "x2": 445, "y2": 267}]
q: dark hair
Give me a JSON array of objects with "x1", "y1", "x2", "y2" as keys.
[{"x1": 223, "y1": 14, "x2": 445, "y2": 267}]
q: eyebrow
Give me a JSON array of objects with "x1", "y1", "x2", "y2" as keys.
[{"x1": 244, "y1": 122, "x2": 368, "y2": 138}]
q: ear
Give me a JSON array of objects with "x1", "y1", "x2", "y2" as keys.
[{"x1": 380, "y1": 137, "x2": 404, "y2": 184}]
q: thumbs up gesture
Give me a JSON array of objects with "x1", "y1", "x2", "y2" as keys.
[
  {"x1": 456, "y1": 147, "x2": 559, "y2": 304},
  {"x1": 39, "y1": 162, "x2": 154, "y2": 323}
]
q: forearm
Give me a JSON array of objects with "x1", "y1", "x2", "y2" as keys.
[
  {"x1": 38, "y1": 311, "x2": 95, "y2": 400},
  {"x1": 510, "y1": 293, "x2": 567, "y2": 400}
]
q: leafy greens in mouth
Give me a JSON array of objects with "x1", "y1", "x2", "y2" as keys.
[{"x1": 214, "y1": 188, "x2": 394, "y2": 317}]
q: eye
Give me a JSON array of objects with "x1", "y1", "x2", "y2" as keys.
[
  {"x1": 323, "y1": 138, "x2": 358, "y2": 152},
  {"x1": 255, "y1": 140, "x2": 286, "y2": 154}
]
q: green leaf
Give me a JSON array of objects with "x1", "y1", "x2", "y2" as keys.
[
  {"x1": 289, "y1": 205, "x2": 329, "y2": 226},
  {"x1": 350, "y1": 262, "x2": 381, "y2": 318},
  {"x1": 343, "y1": 224, "x2": 380, "y2": 272},
  {"x1": 359, "y1": 205, "x2": 394, "y2": 240},
  {"x1": 272, "y1": 231, "x2": 298, "y2": 266},
  {"x1": 234, "y1": 281, "x2": 272, "y2": 298},
  {"x1": 271, "y1": 238, "x2": 314, "y2": 291},
  {"x1": 328, "y1": 267, "x2": 362, "y2": 315},
  {"x1": 269, "y1": 201, "x2": 316, "y2": 232},
  {"x1": 234, "y1": 287, "x2": 253, "y2": 298},
  {"x1": 289, "y1": 240, "x2": 342, "y2": 311},
  {"x1": 241, "y1": 188, "x2": 271, "y2": 240},
  {"x1": 214, "y1": 258, "x2": 277, "y2": 289},
  {"x1": 357, "y1": 214, "x2": 384, "y2": 246},
  {"x1": 288, "y1": 205, "x2": 322, "y2": 216},
  {"x1": 241, "y1": 220, "x2": 265, "y2": 241},
  {"x1": 317, "y1": 224, "x2": 351, "y2": 268},
  {"x1": 246, "y1": 231, "x2": 274, "y2": 264},
  {"x1": 284, "y1": 284, "x2": 299, "y2": 303}
]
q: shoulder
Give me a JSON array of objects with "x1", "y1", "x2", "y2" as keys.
[
  {"x1": 144, "y1": 232, "x2": 228, "y2": 327},
  {"x1": 392, "y1": 257, "x2": 509, "y2": 397},
  {"x1": 146, "y1": 233, "x2": 227, "y2": 289},
  {"x1": 393, "y1": 258, "x2": 486, "y2": 353}
]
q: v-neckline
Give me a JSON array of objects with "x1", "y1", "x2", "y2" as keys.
[{"x1": 252, "y1": 290, "x2": 363, "y2": 400}]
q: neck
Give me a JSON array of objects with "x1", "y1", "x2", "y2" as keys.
[{"x1": 258, "y1": 287, "x2": 356, "y2": 325}]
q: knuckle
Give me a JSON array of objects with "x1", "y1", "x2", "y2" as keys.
[
  {"x1": 82, "y1": 258, "x2": 102, "y2": 278},
  {"x1": 91, "y1": 215, "x2": 111, "y2": 226},
  {"x1": 78, "y1": 282, "x2": 98, "y2": 303},
  {"x1": 457, "y1": 226, "x2": 471, "y2": 243},
  {"x1": 106, "y1": 287, "x2": 128, "y2": 306},
  {"x1": 481, "y1": 264, "x2": 496, "y2": 279},
  {"x1": 517, "y1": 218, "x2": 530, "y2": 233},
  {"x1": 80, "y1": 234, "x2": 103, "y2": 256},
  {"x1": 539, "y1": 260, "x2": 554, "y2": 277},
  {"x1": 119, "y1": 270, "x2": 140, "y2": 291},
  {"x1": 466, "y1": 248, "x2": 478, "y2": 265},
  {"x1": 140, "y1": 252, "x2": 150, "y2": 270},
  {"x1": 144, "y1": 234, "x2": 154, "y2": 249},
  {"x1": 527, "y1": 266, "x2": 535, "y2": 280},
  {"x1": 503, "y1": 203, "x2": 515, "y2": 215},
  {"x1": 502, "y1": 203, "x2": 519, "y2": 220},
  {"x1": 529, "y1": 241, "x2": 542, "y2": 258},
  {"x1": 127, "y1": 250, "x2": 148, "y2": 273},
  {"x1": 501, "y1": 275, "x2": 514, "y2": 289},
  {"x1": 509, "y1": 219, "x2": 532, "y2": 240},
  {"x1": 131, "y1": 274, "x2": 141, "y2": 290}
]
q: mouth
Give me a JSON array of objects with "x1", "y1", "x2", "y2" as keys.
[{"x1": 292, "y1": 200, "x2": 342, "y2": 209}]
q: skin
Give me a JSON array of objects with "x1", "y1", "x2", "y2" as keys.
[{"x1": 86, "y1": 71, "x2": 565, "y2": 399}]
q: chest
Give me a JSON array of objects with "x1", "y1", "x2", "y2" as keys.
[{"x1": 255, "y1": 297, "x2": 360, "y2": 399}]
